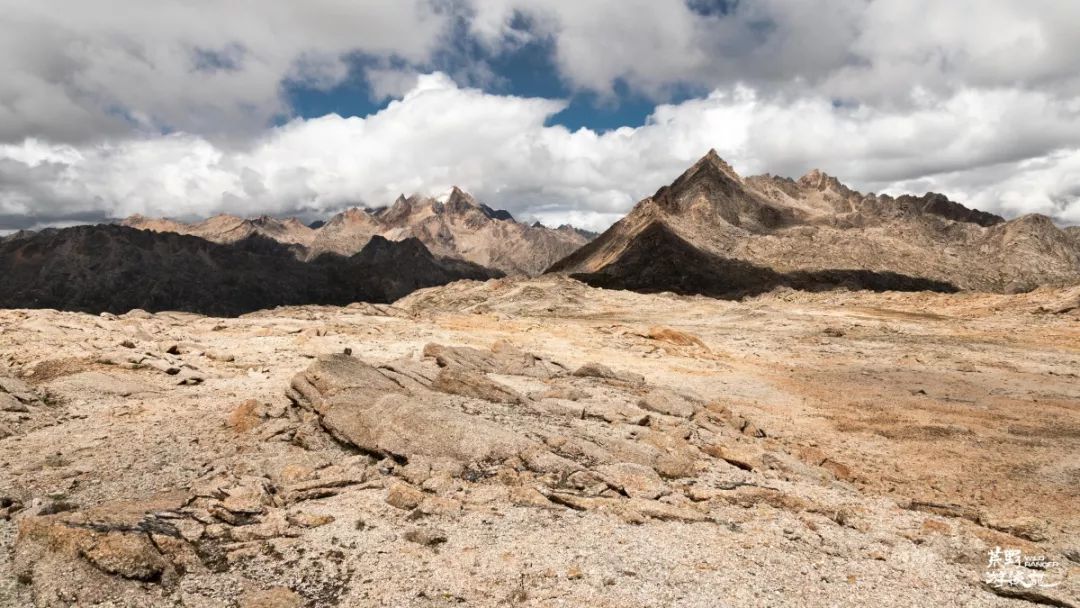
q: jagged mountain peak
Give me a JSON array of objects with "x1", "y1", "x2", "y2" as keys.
[
  {"x1": 120, "y1": 186, "x2": 593, "y2": 277},
  {"x1": 702, "y1": 148, "x2": 738, "y2": 173},
  {"x1": 443, "y1": 187, "x2": 518, "y2": 221},
  {"x1": 653, "y1": 150, "x2": 751, "y2": 215},
  {"x1": 444, "y1": 186, "x2": 482, "y2": 214},
  {"x1": 548, "y1": 152, "x2": 1080, "y2": 294},
  {"x1": 648, "y1": 150, "x2": 787, "y2": 231},
  {"x1": 893, "y1": 192, "x2": 1004, "y2": 227},
  {"x1": 335, "y1": 187, "x2": 589, "y2": 274},
  {"x1": 380, "y1": 186, "x2": 517, "y2": 224},
  {"x1": 329, "y1": 207, "x2": 378, "y2": 223},
  {"x1": 446, "y1": 185, "x2": 470, "y2": 201},
  {"x1": 674, "y1": 149, "x2": 743, "y2": 187},
  {"x1": 250, "y1": 215, "x2": 300, "y2": 228},
  {"x1": 798, "y1": 169, "x2": 847, "y2": 193},
  {"x1": 378, "y1": 195, "x2": 421, "y2": 224}
]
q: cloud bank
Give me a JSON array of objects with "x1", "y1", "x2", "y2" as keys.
[
  {"x1": 1, "y1": 0, "x2": 1078, "y2": 231},
  {"x1": 3, "y1": 73, "x2": 1079, "y2": 232}
]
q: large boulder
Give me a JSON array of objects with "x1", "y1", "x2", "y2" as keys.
[
  {"x1": 0, "y1": 373, "x2": 41, "y2": 407},
  {"x1": 320, "y1": 392, "x2": 537, "y2": 463},
  {"x1": 422, "y1": 340, "x2": 566, "y2": 378},
  {"x1": 287, "y1": 354, "x2": 538, "y2": 465},
  {"x1": 13, "y1": 493, "x2": 198, "y2": 606}
]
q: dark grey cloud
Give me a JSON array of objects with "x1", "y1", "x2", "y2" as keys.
[
  {"x1": 0, "y1": 211, "x2": 113, "y2": 232},
  {"x1": 0, "y1": 0, "x2": 451, "y2": 143}
]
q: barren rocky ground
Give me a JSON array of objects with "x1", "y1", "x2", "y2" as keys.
[{"x1": 0, "y1": 277, "x2": 1077, "y2": 607}]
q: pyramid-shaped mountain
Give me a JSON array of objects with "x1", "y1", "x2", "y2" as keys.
[{"x1": 548, "y1": 151, "x2": 1080, "y2": 296}]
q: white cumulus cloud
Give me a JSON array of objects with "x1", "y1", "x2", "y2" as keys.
[
  {"x1": 2, "y1": 74, "x2": 1079, "y2": 232},
  {"x1": 465, "y1": 0, "x2": 1080, "y2": 104}
]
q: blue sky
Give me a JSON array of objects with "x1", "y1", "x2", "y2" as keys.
[{"x1": 284, "y1": 31, "x2": 676, "y2": 133}]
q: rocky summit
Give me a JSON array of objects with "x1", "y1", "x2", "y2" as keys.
[
  {"x1": 122, "y1": 187, "x2": 594, "y2": 277},
  {"x1": 549, "y1": 150, "x2": 1080, "y2": 296}
]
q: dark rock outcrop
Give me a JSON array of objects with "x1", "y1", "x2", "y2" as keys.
[
  {"x1": 0, "y1": 225, "x2": 500, "y2": 316},
  {"x1": 569, "y1": 222, "x2": 957, "y2": 297}
]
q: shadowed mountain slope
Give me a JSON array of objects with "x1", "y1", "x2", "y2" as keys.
[
  {"x1": 567, "y1": 221, "x2": 957, "y2": 298},
  {"x1": 0, "y1": 225, "x2": 500, "y2": 316}
]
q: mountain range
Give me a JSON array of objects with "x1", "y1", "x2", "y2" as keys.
[
  {"x1": 2, "y1": 151, "x2": 1079, "y2": 315},
  {"x1": 122, "y1": 187, "x2": 595, "y2": 276},
  {"x1": 549, "y1": 151, "x2": 1080, "y2": 296}
]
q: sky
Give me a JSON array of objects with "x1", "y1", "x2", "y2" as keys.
[{"x1": 1, "y1": 0, "x2": 1079, "y2": 233}]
